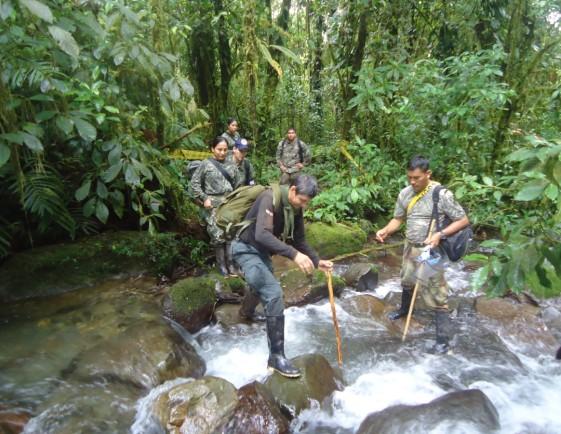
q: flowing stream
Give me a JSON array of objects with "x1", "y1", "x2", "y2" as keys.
[{"x1": 1, "y1": 249, "x2": 560, "y2": 433}]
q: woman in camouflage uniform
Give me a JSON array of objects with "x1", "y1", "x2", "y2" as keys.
[
  {"x1": 221, "y1": 117, "x2": 240, "y2": 149},
  {"x1": 190, "y1": 137, "x2": 237, "y2": 275}
]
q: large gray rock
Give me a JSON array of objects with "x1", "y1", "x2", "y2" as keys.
[
  {"x1": 217, "y1": 381, "x2": 290, "y2": 434},
  {"x1": 263, "y1": 353, "x2": 342, "y2": 418},
  {"x1": 152, "y1": 376, "x2": 238, "y2": 434},
  {"x1": 68, "y1": 319, "x2": 205, "y2": 389},
  {"x1": 281, "y1": 269, "x2": 346, "y2": 307},
  {"x1": 357, "y1": 389, "x2": 500, "y2": 434},
  {"x1": 343, "y1": 263, "x2": 379, "y2": 292}
]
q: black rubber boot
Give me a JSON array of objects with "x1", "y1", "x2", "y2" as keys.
[
  {"x1": 266, "y1": 315, "x2": 301, "y2": 378},
  {"x1": 388, "y1": 287, "x2": 414, "y2": 320},
  {"x1": 214, "y1": 245, "x2": 229, "y2": 276},
  {"x1": 239, "y1": 291, "x2": 266, "y2": 322},
  {"x1": 225, "y1": 242, "x2": 241, "y2": 276},
  {"x1": 556, "y1": 346, "x2": 561, "y2": 360},
  {"x1": 431, "y1": 309, "x2": 451, "y2": 354}
]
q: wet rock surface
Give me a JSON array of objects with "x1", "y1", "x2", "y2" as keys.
[
  {"x1": 343, "y1": 263, "x2": 379, "y2": 292},
  {"x1": 281, "y1": 269, "x2": 346, "y2": 307},
  {"x1": 356, "y1": 389, "x2": 500, "y2": 434},
  {"x1": 263, "y1": 353, "x2": 342, "y2": 418}
]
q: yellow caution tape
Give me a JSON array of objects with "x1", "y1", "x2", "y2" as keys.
[{"x1": 169, "y1": 149, "x2": 212, "y2": 160}]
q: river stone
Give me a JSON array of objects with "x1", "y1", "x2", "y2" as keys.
[
  {"x1": 68, "y1": 319, "x2": 205, "y2": 389},
  {"x1": 0, "y1": 407, "x2": 30, "y2": 434},
  {"x1": 152, "y1": 376, "x2": 238, "y2": 434},
  {"x1": 542, "y1": 306, "x2": 561, "y2": 342},
  {"x1": 216, "y1": 381, "x2": 290, "y2": 434},
  {"x1": 343, "y1": 263, "x2": 379, "y2": 292},
  {"x1": 475, "y1": 297, "x2": 557, "y2": 351},
  {"x1": 281, "y1": 269, "x2": 346, "y2": 307},
  {"x1": 305, "y1": 222, "x2": 367, "y2": 259},
  {"x1": 356, "y1": 389, "x2": 500, "y2": 434},
  {"x1": 263, "y1": 353, "x2": 342, "y2": 418}
]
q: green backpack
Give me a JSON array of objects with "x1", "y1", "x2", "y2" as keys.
[{"x1": 215, "y1": 184, "x2": 282, "y2": 239}]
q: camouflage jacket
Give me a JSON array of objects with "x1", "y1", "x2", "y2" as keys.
[
  {"x1": 275, "y1": 138, "x2": 311, "y2": 173},
  {"x1": 225, "y1": 152, "x2": 255, "y2": 188},
  {"x1": 190, "y1": 158, "x2": 236, "y2": 205},
  {"x1": 221, "y1": 131, "x2": 240, "y2": 149},
  {"x1": 393, "y1": 183, "x2": 466, "y2": 244}
]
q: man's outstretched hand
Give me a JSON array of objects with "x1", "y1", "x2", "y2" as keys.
[
  {"x1": 294, "y1": 252, "x2": 315, "y2": 274},
  {"x1": 318, "y1": 260, "x2": 333, "y2": 273}
]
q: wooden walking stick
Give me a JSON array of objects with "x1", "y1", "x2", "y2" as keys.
[
  {"x1": 402, "y1": 219, "x2": 437, "y2": 342},
  {"x1": 327, "y1": 271, "x2": 343, "y2": 367}
]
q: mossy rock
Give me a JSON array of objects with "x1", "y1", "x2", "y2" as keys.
[
  {"x1": 170, "y1": 277, "x2": 217, "y2": 317},
  {"x1": 281, "y1": 269, "x2": 346, "y2": 307},
  {"x1": 306, "y1": 222, "x2": 367, "y2": 259},
  {"x1": 0, "y1": 231, "x2": 153, "y2": 302}
]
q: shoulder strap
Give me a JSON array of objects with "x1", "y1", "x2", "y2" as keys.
[
  {"x1": 244, "y1": 159, "x2": 251, "y2": 186},
  {"x1": 208, "y1": 158, "x2": 235, "y2": 189},
  {"x1": 297, "y1": 139, "x2": 303, "y2": 163},
  {"x1": 432, "y1": 185, "x2": 444, "y2": 232},
  {"x1": 270, "y1": 183, "x2": 282, "y2": 212}
]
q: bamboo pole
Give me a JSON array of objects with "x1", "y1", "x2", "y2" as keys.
[
  {"x1": 329, "y1": 241, "x2": 404, "y2": 263},
  {"x1": 327, "y1": 271, "x2": 343, "y2": 367}
]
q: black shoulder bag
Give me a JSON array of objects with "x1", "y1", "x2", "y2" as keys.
[{"x1": 432, "y1": 186, "x2": 473, "y2": 262}]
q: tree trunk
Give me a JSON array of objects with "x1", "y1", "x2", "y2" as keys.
[{"x1": 213, "y1": 0, "x2": 232, "y2": 112}]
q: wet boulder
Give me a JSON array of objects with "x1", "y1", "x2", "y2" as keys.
[
  {"x1": 217, "y1": 381, "x2": 290, "y2": 434},
  {"x1": 475, "y1": 296, "x2": 557, "y2": 352},
  {"x1": 68, "y1": 319, "x2": 205, "y2": 389},
  {"x1": 152, "y1": 376, "x2": 238, "y2": 434},
  {"x1": 263, "y1": 353, "x2": 342, "y2": 418},
  {"x1": 281, "y1": 269, "x2": 346, "y2": 307},
  {"x1": 343, "y1": 263, "x2": 379, "y2": 292},
  {"x1": 356, "y1": 389, "x2": 500, "y2": 434},
  {"x1": 165, "y1": 274, "x2": 248, "y2": 333},
  {"x1": 305, "y1": 222, "x2": 367, "y2": 258},
  {"x1": 0, "y1": 407, "x2": 30, "y2": 434}
]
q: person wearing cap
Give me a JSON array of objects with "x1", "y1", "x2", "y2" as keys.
[
  {"x1": 221, "y1": 117, "x2": 241, "y2": 149},
  {"x1": 226, "y1": 138, "x2": 256, "y2": 188},
  {"x1": 276, "y1": 127, "x2": 311, "y2": 185}
]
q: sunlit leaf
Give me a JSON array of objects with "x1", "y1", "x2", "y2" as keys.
[
  {"x1": 95, "y1": 200, "x2": 109, "y2": 223},
  {"x1": 270, "y1": 44, "x2": 301, "y2": 64},
  {"x1": 22, "y1": 132, "x2": 43, "y2": 151},
  {"x1": 56, "y1": 116, "x2": 74, "y2": 135},
  {"x1": 544, "y1": 183, "x2": 559, "y2": 201},
  {"x1": 48, "y1": 25, "x2": 80, "y2": 59},
  {"x1": 102, "y1": 162, "x2": 122, "y2": 183},
  {"x1": 471, "y1": 264, "x2": 489, "y2": 291},
  {"x1": 514, "y1": 179, "x2": 548, "y2": 201},
  {"x1": 257, "y1": 40, "x2": 282, "y2": 78},
  {"x1": 74, "y1": 118, "x2": 97, "y2": 142},
  {"x1": 19, "y1": 0, "x2": 53, "y2": 23},
  {"x1": 75, "y1": 179, "x2": 91, "y2": 201}
]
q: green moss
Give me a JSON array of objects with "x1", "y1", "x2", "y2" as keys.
[
  {"x1": 306, "y1": 222, "x2": 367, "y2": 258},
  {"x1": 0, "y1": 231, "x2": 153, "y2": 301},
  {"x1": 169, "y1": 276, "x2": 217, "y2": 315}
]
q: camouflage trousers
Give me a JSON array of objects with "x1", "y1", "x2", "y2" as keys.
[
  {"x1": 201, "y1": 196, "x2": 225, "y2": 246},
  {"x1": 279, "y1": 170, "x2": 302, "y2": 185},
  {"x1": 400, "y1": 241, "x2": 448, "y2": 309}
]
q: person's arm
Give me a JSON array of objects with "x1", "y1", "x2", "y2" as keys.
[
  {"x1": 190, "y1": 162, "x2": 209, "y2": 206},
  {"x1": 376, "y1": 217, "x2": 404, "y2": 243},
  {"x1": 291, "y1": 212, "x2": 320, "y2": 268}
]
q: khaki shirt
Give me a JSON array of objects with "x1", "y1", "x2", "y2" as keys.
[{"x1": 394, "y1": 183, "x2": 466, "y2": 244}]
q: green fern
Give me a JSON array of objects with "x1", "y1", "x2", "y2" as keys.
[{"x1": 0, "y1": 218, "x2": 11, "y2": 258}]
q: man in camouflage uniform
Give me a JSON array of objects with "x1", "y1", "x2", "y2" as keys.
[
  {"x1": 221, "y1": 117, "x2": 241, "y2": 149},
  {"x1": 226, "y1": 138, "x2": 256, "y2": 188},
  {"x1": 276, "y1": 127, "x2": 311, "y2": 185},
  {"x1": 376, "y1": 155, "x2": 469, "y2": 353},
  {"x1": 190, "y1": 138, "x2": 237, "y2": 275}
]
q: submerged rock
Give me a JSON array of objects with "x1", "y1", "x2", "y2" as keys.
[
  {"x1": 68, "y1": 319, "x2": 205, "y2": 389},
  {"x1": 281, "y1": 269, "x2": 346, "y2": 307},
  {"x1": 263, "y1": 353, "x2": 342, "y2": 418},
  {"x1": 217, "y1": 381, "x2": 290, "y2": 434},
  {"x1": 0, "y1": 407, "x2": 30, "y2": 434},
  {"x1": 152, "y1": 376, "x2": 238, "y2": 434},
  {"x1": 356, "y1": 389, "x2": 500, "y2": 434},
  {"x1": 306, "y1": 222, "x2": 367, "y2": 258}
]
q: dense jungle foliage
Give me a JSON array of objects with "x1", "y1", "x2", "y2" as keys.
[{"x1": 1, "y1": 0, "x2": 561, "y2": 296}]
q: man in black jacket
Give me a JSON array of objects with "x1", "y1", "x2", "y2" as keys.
[{"x1": 232, "y1": 175, "x2": 333, "y2": 378}]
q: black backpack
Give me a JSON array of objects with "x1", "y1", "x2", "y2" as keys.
[{"x1": 432, "y1": 186, "x2": 473, "y2": 262}]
